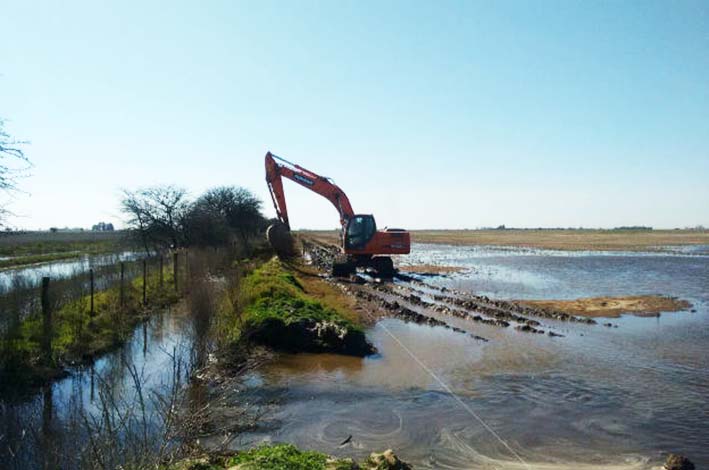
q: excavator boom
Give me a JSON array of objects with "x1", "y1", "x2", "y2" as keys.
[{"x1": 266, "y1": 152, "x2": 354, "y2": 229}]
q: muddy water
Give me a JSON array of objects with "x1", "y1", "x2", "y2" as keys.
[{"x1": 234, "y1": 244, "x2": 709, "y2": 469}]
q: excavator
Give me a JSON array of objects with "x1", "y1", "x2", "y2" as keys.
[{"x1": 265, "y1": 152, "x2": 410, "y2": 277}]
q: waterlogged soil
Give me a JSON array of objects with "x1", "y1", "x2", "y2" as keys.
[
  {"x1": 216, "y1": 240, "x2": 709, "y2": 469},
  {"x1": 519, "y1": 295, "x2": 692, "y2": 318},
  {"x1": 397, "y1": 264, "x2": 467, "y2": 275}
]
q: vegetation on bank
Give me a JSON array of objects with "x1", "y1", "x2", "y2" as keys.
[
  {"x1": 170, "y1": 444, "x2": 411, "y2": 470},
  {"x1": 226, "y1": 443, "x2": 353, "y2": 470},
  {"x1": 218, "y1": 257, "x2": 373, "y2": 356}
]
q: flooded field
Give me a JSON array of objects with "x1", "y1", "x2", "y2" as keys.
[
  {"x1": 231, "y1": 244, "x2": 709, "y2": 468},
  {"x1": 0, "y1": 250, "x2": 140, "y2": 289}
]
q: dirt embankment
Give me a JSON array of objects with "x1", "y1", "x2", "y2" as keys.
[
  {"x1": 240, "y1": 258, "x2": 375, "y2": 356},
  {"x1": 518, "y1": 296, "x2": 693, "y2": 318}
]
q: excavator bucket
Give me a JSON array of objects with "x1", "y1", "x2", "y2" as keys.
[{"x1": 266, "y1": 221, "x2": 296, "y2": 258}]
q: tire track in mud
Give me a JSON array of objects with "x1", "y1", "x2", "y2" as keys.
[{"x1": 301, "y1": 239, "x2": 604, "y2": 341}]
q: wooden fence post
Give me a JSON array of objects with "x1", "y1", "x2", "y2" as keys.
[
  {"x1": 159, "y1": 255, "x2": 164, "y2": 287},
  {"x1": 184, "y1": 249, "x2": 189, "y2": 293},
  {"x1": 89, "y1": 268, "x2": 95, "y2": 317},
  {"x1": 120, "y1": 262, "x2": 125, "y2": 310},
  {"x1": 173, "y1": 252, "x2": 178, "y2": 292},
  {"x1": 41, "y1": 277, "x2": 51, "y2": 362},
  {"x1": 142, "y1": 259, "x2": 147, "y2": 305}
]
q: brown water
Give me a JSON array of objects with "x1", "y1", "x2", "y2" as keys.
[{"x1": 230, "y1": 244, "x2": 709, "y2": 469}]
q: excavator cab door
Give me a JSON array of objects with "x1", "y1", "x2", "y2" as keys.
[{"x1": 345, "y1": 214, "x2": 377, "y2": 250}]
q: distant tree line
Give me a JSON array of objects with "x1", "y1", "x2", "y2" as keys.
[{"x1": 121, "y1": 185, "x2": 269, "y2": 254}]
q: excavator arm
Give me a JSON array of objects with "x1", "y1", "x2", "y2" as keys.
[{"x1": 265, "y1": 152, "x2": 354, "y2": 229}]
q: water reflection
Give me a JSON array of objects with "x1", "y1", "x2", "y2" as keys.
[
  {"x1": 0, "y1": 251, "x2": 140, "y2": 289},
  {"x1": 0, "y1": 306, "x2": 196, "y2": 469}
]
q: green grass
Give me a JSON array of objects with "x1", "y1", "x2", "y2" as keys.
[
  {"x1": 214, "y1": 257, "x2": 370, "y2": 356},
  {"x1": 226, "y1": 444, "x2": 333, "y2": 470},
  {"x1": 167, "y1": 444, "x2": 356, "y2": 470},
  {"x1": 239, "y1": 258, "x2": 362, "y2": 335},
  {"x1": 168, "y1": 443, "x2": 412, "y2": 470}
]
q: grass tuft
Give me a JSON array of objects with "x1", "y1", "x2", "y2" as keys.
[{"x1": 226, "y1": 443, "x2": 330, "y2": 470}]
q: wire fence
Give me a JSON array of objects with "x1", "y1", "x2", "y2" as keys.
[{"x1": 0, "y1": 250, "x2": 188, "y2": 365}]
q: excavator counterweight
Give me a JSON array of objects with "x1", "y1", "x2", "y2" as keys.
[{"x1": 264, "y1": 152, "x2": 410, "y2": 277}]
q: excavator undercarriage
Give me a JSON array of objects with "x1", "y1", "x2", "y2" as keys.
[{"x1": 331, "y1": 254, "x2": 395, "y2": 278}]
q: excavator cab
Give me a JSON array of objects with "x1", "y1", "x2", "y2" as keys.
[{"x1": 345, "y1": 214, "x2": 377, "y2": 250}]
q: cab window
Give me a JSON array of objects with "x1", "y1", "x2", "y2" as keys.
[{"x1": 346, "y1": 215, "x2": 376, "y2": 249}]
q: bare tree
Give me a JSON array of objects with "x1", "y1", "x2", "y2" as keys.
[
  {"x1": 122, "y1": 185, "x2": 265, "y2": 253},
  {"x1": 0, "y1": 119, "x2": 30, "y2": 227},
  {"x1": 121, "y1": 186, "x2": 190, "y2": 253}
]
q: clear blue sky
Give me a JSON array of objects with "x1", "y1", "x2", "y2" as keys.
[{"x1": 1, "y1": 0, "x2": 707, "y2": 230}]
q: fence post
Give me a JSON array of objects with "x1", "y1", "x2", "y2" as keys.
[
  {"x1": 159, "y1": 255, "x2": 164, "y2": 287},
  {"x1": 173, "y1": 252, "x2": 178, "y2": 292},
  {"x1": 142, "y1": 259, "x2": 147, "y2": 306},
  {"x1": 41, "y1": 277, "x2": 52, "y2": 363},
  {"x1": 89, "y1": 268, "x2": 95, "y2": 317},
  {"x1": 184, "y1": 249, "x2": 189, "y2": 293},
  {"x1": 120, "y1": 262, "x2": 125, "y2": 310}
]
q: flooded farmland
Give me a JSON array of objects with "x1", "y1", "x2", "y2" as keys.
[{"x1": 226, "y1": 243, "x2": 709, "y2": 469}]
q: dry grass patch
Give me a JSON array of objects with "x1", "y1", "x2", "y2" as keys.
[
  {"x1": 519, "y1": 295, "x2": 692, "y2": 318},
  {"x1": 397, "y1": 264, "x2": 466, "y2": 275},
  {"x1": 410, "y1": 229, "x2": 709, "y2": 251}
]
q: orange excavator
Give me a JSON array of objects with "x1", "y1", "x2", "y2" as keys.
[{"x1": 265, "y1": 151, "x2": 410, "y2": 277}]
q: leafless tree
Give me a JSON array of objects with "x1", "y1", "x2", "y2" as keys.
[
  {"x1": 121, "y1": 186, "x2": 190, "y2": 254},
  {"x1": 0, "y1": 119, "x2": 30, "y2": 227}
]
